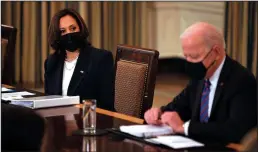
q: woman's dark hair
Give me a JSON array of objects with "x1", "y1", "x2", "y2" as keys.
[{"x1": 48, "y1": 8, "x2": 90, "y2": 51}]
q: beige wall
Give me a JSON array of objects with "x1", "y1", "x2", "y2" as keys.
[{"x1": 146, "y1": 2, "x2": 225, "y2": 59}]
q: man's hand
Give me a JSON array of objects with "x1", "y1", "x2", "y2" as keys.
[
  {"x1": 161, "y1": 112, "x2": 184, "y2": 134},
  {"x1": 144, "y1": 108, "x2": 162, "y2": 125}
]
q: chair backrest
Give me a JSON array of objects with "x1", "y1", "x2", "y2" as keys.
[
  {"x1": 114, "y1": 44, "x2": 159, "y2": 118},
  {"x1": 1, "y1": 24, "x2": 17, "y2": 85}
]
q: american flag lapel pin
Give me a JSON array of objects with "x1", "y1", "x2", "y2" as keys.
[{"x1": 80, "y1": 70, "x2": 84, "y2": 74}]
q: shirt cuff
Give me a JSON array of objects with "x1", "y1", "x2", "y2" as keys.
[{"x1": 183, "y1": 120, "x2": 190, "y2": 136}]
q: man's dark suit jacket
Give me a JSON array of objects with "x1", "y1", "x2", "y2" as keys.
[
  {"x1": 2, "y1": 103, "x2": 45, "y2": 151},
  {"x1": 44, "y1": 45, "x2": 115, "y2": 111},
  {"x1": 161, "y1": 55, "x2": 257, "y2": 144}
]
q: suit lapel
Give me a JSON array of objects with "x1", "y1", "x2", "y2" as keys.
[
  {"x1": 192, "y1": 80, "x2": 204, "y2": 121},
  {"x1": 56, "y1": 59, "x2": 64, "y2": 95},
  {"x1": 210, "y1": 56, "x2": 231, "y2": 117},
  {"x1": 47, "y1": 53, "x2": 64, "y2": 95},
  {"x1": 67, "y1": 46, "x2": 92, "y2": 96}
]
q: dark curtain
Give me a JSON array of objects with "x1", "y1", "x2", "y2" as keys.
[{"x1": 224, "y1": 1, "x2": 258, "y2": 77}]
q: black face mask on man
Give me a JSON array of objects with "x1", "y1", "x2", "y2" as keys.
[
  {"x1": 59, "y1": 32, "x2": 85, "y2": 52},
  {"x1": 185, "y1": 50, "x2": 216, "y2": 80}
]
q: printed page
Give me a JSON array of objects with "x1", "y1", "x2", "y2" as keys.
[
  {"x1": 120, "y1": 125, "x2": 173, "y2": 138},
  {"x1": 150, "y1": 136, "x2": 204, "y2": 149}
]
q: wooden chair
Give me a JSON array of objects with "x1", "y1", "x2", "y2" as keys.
[
  {"x1": 114, "y1": 44, "x2": 159, "y2": 118},
  {"x1": 1, "y1": 24, "x2": 17, "y2": 85}
]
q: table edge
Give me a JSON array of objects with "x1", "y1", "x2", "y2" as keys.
[{"x1": 74, "y1": 104, "x2": 144, "y2": 124}]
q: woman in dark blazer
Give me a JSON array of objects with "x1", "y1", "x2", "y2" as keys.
[{"x1": 45, "y1": 8, "x2": 115, "y2": 111}]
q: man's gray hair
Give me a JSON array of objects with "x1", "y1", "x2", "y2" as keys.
[{"x1": 180, "y1": 23, "x2": 226, "y2": 50}]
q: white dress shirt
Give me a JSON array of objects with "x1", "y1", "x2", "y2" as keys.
[
  {"x1": 62, "y1": 57, "x2": 78, "y2": 96},
  {"x1": 183, "y1": 57, "x2": 226, "y2": 135}
]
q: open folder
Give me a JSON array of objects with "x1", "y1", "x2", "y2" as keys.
[{"x1": 119, "y1": 125, "x2": 204, "y2": 149}]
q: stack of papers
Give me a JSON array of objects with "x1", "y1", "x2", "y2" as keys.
[
  {"x1": 119, "y1": 125, "x2": 204, "y2": 149},
  {"x1": 120, "y1": 125, "x2": 173, "y2": 138},
  {"x1": 2, "y1": 91, "x2": 35, "y2": 101},
  {"x1": 148, "y1": 136, "x2": 204, "y2": 149},
  {"x1": 10, "y1": 95, "x2": 80, "y2": 109},
  {"x1": 1, "y1": 87, "x2": 13, "y2": 92}
]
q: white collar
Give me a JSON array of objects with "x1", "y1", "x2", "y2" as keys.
[{"x1": 209, "y1": 56, "x2": 226, "y2": 87}]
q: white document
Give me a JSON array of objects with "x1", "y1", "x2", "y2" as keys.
[
  {"x1": 144, "y1": 138, "x2": 162, "y2": 145},
  {"x1": 2, "y1": 91, "x2": 35, "y2": 101},
  {"x1": 150, "y1": 136, "x2": 204, "y2": 149},
  {"x1": 120, "y1": 125, "x2": 173, "y2": 138},
  {"x1": 1, "y1": 87, "x2": 12, "y2": 92},
  {"x1": 2, "y1": 91, "x2": 35, "y2": 98},
  {"x1": 2, "y1": 95, "x2": 24, "y2": 101}
]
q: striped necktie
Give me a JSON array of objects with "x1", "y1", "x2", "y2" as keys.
[{"x1": 200, "y1": 79, "x2": 211, "y2": 123}]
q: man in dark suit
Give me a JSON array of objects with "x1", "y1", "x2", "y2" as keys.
[
  {"x1": 2, "y1": 103, "x2": 46, "y2": 151},
  {"x1": 144, "y1": 22, "x2": 257, "y2": 144}
]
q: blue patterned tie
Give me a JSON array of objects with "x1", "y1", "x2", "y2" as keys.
[{"x1": 200, "y1": 79, "x2": 211, "y2": 123}]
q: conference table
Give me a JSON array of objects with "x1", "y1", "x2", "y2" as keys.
[{"x1": 2, "y1": 84, "x2": 242, "y2": 152}]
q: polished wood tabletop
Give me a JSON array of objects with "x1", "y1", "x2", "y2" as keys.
[
  {"x1": 2, "y1": 84, "x2": 243, "y2": 151},
  {"x1": 34, "y1": 105, "x2": 238, "y2": 152}
]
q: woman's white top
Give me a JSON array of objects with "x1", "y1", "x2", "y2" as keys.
[{"x1": 62, "y1": 57, "x2": 78, "y2": 96}]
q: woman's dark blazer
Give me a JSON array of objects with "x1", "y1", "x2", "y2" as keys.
[{"x1": 44, "y1": 45, "x2": 115, "y2": 111}]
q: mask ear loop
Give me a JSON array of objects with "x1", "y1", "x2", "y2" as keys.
[
  {"x1": 207, "y1": 59, "x2": 217, "y2": 70},
  {"x1": 205, "y1": 47, "x2": 218, "y2": 70},
  {"x1": 202, "y1": 48, "x2": 213, "y2": 62}
]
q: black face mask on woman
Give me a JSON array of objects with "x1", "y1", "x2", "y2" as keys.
[
  {"x1": 185, "y1": 50, "x2": 216, "y2": 80},
  {"x1": 59, "y1": 32, "x2": 85, "y2": 52}
]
